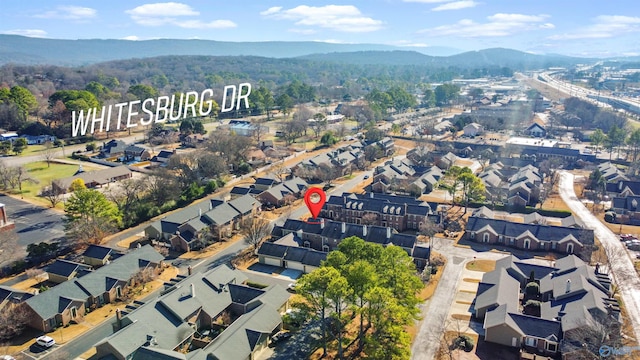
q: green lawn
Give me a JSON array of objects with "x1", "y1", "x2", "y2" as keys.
[{"x1": 17, "y1": 161, "x2": 99, "y2": 207}]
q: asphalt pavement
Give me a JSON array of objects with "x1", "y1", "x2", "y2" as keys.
[
  {"x1": 0, "y1": 193, "x2": 65, "y2": 247},
  {"x1": 558, "y1": 171, "x2": 640, "y2": 342}
]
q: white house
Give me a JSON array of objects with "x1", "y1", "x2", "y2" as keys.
[{"x1": 463, "y1": 122, "x2": 484, "y2": 137}]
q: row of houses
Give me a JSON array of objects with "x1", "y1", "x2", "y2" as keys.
[
  {"x1": 269, "y1": 218, "x2": 431, "y2": 270},
  {"x1": 24, "y1": 245, "x2": 164, "y2": 332},
  {"x1": 145, "y1": 194, "x2": 261, "y2": 252},
  {"x1": 371, "y1": 157, "x2": 444, "y2": 195},
  {"x1": 479, "y1": 163, "x2": 543, "y2": 207},
  {"x1": 321, "y1": 192, "x2": 441, "y2": 232},
  {"x1": 95, "y1": 264, "x2": 290, "y2": 360},
  {"x1": 476, "y1": 255, "x2": 618, "y2": 359},
  {"x1": 0, "y1": 132, "x2": 56, "y2": 145},
  {"x1": 465, "y1": 208, "x2": 594, "y2": 259},
  {"x1": 99, "y1": 140, "x2": 151, "y2": 162}
]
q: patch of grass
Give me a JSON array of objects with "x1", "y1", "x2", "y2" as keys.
[
  {"x1": 465, "y1": 259, "x2": 496, "y2": 272},
  {"x1": 418, "y1": 255, "x2": 447, "y2": 301},
  {"x1": 18, "y1": 144, "x2": 48, "y2": 156},
  {"x1": 17, "y1": 161, "x2": 99, "y2": 206}
]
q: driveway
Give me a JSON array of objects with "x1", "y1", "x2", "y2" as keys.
[
  {"x1": 558, "y1": 171, "x2": 640, "y2": 341},
  {"x1": 0, "y1": 194, "x2": 65, "y2": 246}
]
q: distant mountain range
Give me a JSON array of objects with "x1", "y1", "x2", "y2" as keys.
[
  {"x1": 0, "y1": 35, "x2": 462, "y2": 66},
  {"x1": 296, "y1": 48, "x2": 592, "y2": 69}
]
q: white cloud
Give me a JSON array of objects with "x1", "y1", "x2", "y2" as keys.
[
  {"x1": 262, "y1": 5, "x2": 383, "y2": 33},
  {"x1": 121, "y1": 35, "x2": 141, "y2": 41},
  {"x1": 175, "y1": 20, "x2": 236, "y2": 29},
  {"x1": 403, "y1": 0, "x2": 450, "y2": 3},
  {"x1": 420, "y1": 13, "x2": 552, "y2": 37},
  {"x1": 126, "y1": 2, "x2": 198, "y2": 17},
  {"x1": 548, "y1": 15, "x2": 640, "y2": 40},
  {"x1": 34, "y1": 6, "x2": 96, "y2": 20},
  {"x1": 2, "y1": 29, "x2": 47, "y2": 37},
  {"x1": 260, "y1": 7, "x2": 282, "y2": 16},
  {"x1": 313, "y1": 39, "x2": 355, "y2": 44},
  {"x1": 125, "y1": 2, "x2": 236, "y2": 29},
  {"x1": 432, "y1": 1, "x2": 478, "y2": 11}
]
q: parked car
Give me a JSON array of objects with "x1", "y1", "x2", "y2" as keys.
[
  {"x1": 36, "y1": 335, "x2": 55, "y2": 348},
  {"x1": 270, "y1": 331, "x2": 292, "y2": 346},
  {"x1": 287, "y1": 283, "x2": 297, "y2": 293},
  {"x1": 0, "y1": 355, "x2": 16, "y2": 360}
]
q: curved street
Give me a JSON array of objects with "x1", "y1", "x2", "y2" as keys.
[{"x1": 558, "y1": 171, "x2": 640, "y2": 341}]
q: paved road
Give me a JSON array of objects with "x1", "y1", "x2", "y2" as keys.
[
  {"x1": 558, "y1": 171, "x2": 640, "y2": 342},
  {"x1": 409, "y1": 236, "x2": 511, "y2": 360},
  {"x1": 0, "y1": 193, "x2": 65, "y2": 247}
]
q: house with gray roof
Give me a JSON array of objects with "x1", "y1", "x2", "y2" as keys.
[
  {"x1": 24, "y1": 245, "x2": 164, "y2": 332},
  {"x1": 475, "y1": 255, "x2": 618, "y2": 357},
  {"x1": 95, "y1": 264, "x2": 290, "y2": 360},
  {"x1": 83, "y1": 244, "x2": 117, "y2": 267},
  {"x1": 147, "y1": 195, "x2": 261, "y2": 252},
  {"x1": 46, "y1": 259, "x2": 92, "y2": 284},
  {"x1": 256, "y1": 177, "x2": 308, "y2": 207},
  {"x1": 257, "y1": 241, "x2": 328, "y2": 273},
  {"x1": 275, "y1": 218, "x2": 430, "y2": 270},
  {"x1": 0, "y1": 285, "x2": 33, "y2": 310},
  {"x1": 465, "y1": 215, "x2": 593, "y2": 259},
  {"x1": 53, "y1": 166, "x2": 133, "y2": 193}
]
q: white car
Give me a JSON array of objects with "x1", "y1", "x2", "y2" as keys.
[
  {"x1": 36, "y1": 335, "x2": 55, "y2": 348},
  {"x1": 0, "y1": 355, "x2": 16, "y2": 360}
]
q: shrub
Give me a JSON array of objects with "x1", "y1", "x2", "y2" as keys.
[
  {"x1": 453, "y1": 335, "x2": 474, "y2": 352},
  {"x1": 525, "y1": 282, "x2": 539, "y2": 296}
]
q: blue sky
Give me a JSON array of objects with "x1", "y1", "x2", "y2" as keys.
[{"x1": 2, "y1": 1, "x2": 639, "y2": 57}]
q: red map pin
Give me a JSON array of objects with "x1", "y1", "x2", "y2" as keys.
[{"x1": 304, "y1": 187, "x2": 326, "y2": 220}]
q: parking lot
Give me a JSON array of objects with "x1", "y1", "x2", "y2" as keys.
[{"x1": 0, "y1": 194, "x2": 65, "y2": 247}]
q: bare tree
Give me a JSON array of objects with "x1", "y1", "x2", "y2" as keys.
[
  {"x1": 40, "y1": 180, "x2": 64, "y2": 208},
  {"x1": 41, "y1": 142, "x2": 56, "y2": 168},
  {"x1": 361, "y1": 213, "x2": 378, "y2": 225},
  {"x1": 269, "y1": 162, "x2": 289, "y2": 183},
  {"x1": 0, "y1": 303, "x2": 31, "y2": 341},
  {"x1": 241, "y1": 217, "x2": 273, "y2": 250},
  {"x1": 562, "y1": 314, "x2": 623, "y2": 360},
  {"x1": 25, "y1": 268, "x2": 48, "y2": 285}
]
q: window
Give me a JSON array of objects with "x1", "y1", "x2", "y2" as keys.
[
  {"x1": 498, "y1": 235, "x2": 504, "y2": 242},
  {"x1": 547, "y1": 343, "x2": 557, "y2": 352},
  {"x1": 322, "y1": 245, "x2": 330, "y2": 252},
  {"x1": 303, "y1": 241, "x2": 310, "y2": 248},
  {"x1": 116, "y1": 286, "x2": 122, "y2": 298},
  {"x1": 483, "y1": 233, "x2": 490, "y2": 243},
  {"x1": 525, "y1": 337, "x2": 537, "y2": 347},
  {"x1": 524, "y1": 239, "x2": 530, "y2": 249},
  {"x1": 552, "y1": 242, "x2": 557, "y2": 250},
  {"x1": 567, "y1": 243, "x2": 574, "y2": 254},
  {"x1": 70, "y1": 307, "x2": 77, "y2": 319}
]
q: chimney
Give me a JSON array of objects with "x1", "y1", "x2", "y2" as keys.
[
  {"x1": 116, "y1": 308, "x2": 122, "y2": 329},
  {"x1": 370, "y1": 192, "x2": 374, "y2": 199},
  {"x1": 362, "y1": 225, "x2": 367, "y2": 237},
  {"x1": 320, "y1": 218, "x2": 325, "y2": 229},
  {"x1": 190, "y1": 283, "x2": 196, "y2": 298},
  {"x1": 209, "y1": 201, "x2": 213, "y2": 210},
  {"x1": 187, "y1": 266, "x2": 192, "y2": 276},
  {"x1": 565, "y1": 279, "x2": 571, "y2": 294},
  {"x1": 387, "y1": 227, "x2": 392, "y2": 239},
  {"x1": 137, "y1": 243, "x2": 141, "y2": 249},
  {"x1": 341, "y1": 222, "x2": 346, "y2": 234}
]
